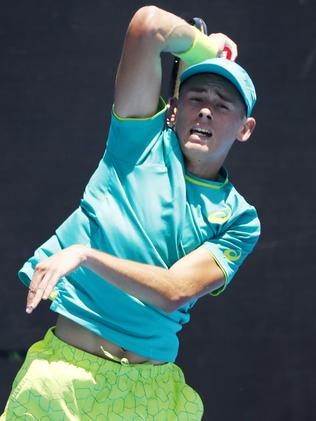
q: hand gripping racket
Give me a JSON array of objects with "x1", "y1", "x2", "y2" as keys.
[
  {"x1": 169, "y1": 17, "x2": 232, "y2": 98},
  {"x1": 170, "y1": 17, "x2": 208, "y2": 99}
]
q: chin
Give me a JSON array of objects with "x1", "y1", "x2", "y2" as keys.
[
  {"x1": 182, "y1": 144, "x2": 210, "y2": 161},
  {"x1": 184, "y1": 139, "x2": 210, "y2": 152}
]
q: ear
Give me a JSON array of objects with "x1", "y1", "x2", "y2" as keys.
[
  {"x1": 236, "y1": 117, "x2": 256, "y2": 143},
  {"x1": 166, "y1": 97, "x2": 178, "y2": 128}
]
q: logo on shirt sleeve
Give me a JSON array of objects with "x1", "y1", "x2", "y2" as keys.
[
  {"x1": 208, "y1": 207, "x2": 232, "y2": 224},
  {"x1": 224, "y1": 249, "x2": 242, "y2": 262}
]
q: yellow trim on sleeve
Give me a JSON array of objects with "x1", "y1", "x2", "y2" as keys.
[
  {"x1": 206, "y1": 250, "x2": 228, "y2": 296},
  {"x1": 185, "y1": 174, "x2": 228, "y2": 189},
  {"x1": 112, "y1": 97, "x2": 167, "y2": 121}
]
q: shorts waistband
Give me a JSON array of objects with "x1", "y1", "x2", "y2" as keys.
[{"x1": 38, "y1": 327, "x2": 181, "y2": 376}]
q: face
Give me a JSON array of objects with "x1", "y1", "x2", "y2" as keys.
[{"x1": 174, "y1": 73, "x2": 253, "y2": 168}]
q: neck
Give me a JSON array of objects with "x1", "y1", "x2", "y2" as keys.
[{"x1": 184, "y1": 157, "x2": 223, "y2": 181}]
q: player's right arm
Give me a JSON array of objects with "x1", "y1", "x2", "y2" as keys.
[
  {"x1": 114, "y1": 6, "x2": 237, "y2": 119},
  {"x1": 114, "y1": 6, "x2": 194, "y2": 119}
]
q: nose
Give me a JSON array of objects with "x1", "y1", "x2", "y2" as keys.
[{"x1": 198, "y1": 107, "x2": 213, "y2": 120}]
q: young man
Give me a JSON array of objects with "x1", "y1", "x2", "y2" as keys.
[{"x1": 2, "y1": 6, "x2": 260, "y2": 420}]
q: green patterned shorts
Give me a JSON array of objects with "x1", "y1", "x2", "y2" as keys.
[{"x1": 1, "y1": 328, "x2": 203, "y2": 420}]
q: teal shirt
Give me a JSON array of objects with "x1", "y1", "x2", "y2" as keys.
[{"x1": 19, "y1": 100, "x2": 260, "y2": 362}]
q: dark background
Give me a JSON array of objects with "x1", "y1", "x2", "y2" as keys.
[{"x1": 1, "y1": 1, "x2": 315, "y2": 420}]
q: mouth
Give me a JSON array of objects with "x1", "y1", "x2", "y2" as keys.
[{"x1": 189, "y1": 127, "x2": 212, "y2": 138}]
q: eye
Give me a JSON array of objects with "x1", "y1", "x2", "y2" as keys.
[
  {"x1": 189, "y1": 97, "x2": 202, "y2": 102},
  {"x1": 217, "y1": 103, "x2": 229, "y2": 110}
]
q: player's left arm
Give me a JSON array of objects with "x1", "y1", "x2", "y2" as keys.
[
  {"x1": 85, "y1": 246, "x2": 225, "y2": 312},
  {"x1": 26, "y1": 245, "x2": 224, "y2": 314}
]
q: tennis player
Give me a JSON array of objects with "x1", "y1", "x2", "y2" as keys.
[{"x1": 2, "y1": 6, "x2": 260, "y2": 420}]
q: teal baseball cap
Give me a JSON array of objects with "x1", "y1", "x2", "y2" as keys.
[{"x1": 179, "y1": 58, "x2": 256, "y2": 117}]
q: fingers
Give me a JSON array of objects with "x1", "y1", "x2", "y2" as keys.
[
  {"x1": 26, "y1": 268, "x2": 50, "y2": 313},
  {"x1": 209, "y1": 33, "x2": 238, "y2": 61},
  {"x1": 25, "y1": 246, "x2": 84, "y2": 313},
  {"x1": 26, "y1": 265, "x2": 60, "y2": 314},
  {"x1": 225, "y1": 38, "x2": 238, "y2": 61},
  {"x1": 26, "y1": 267, "x2": 43, "y2": 312}
]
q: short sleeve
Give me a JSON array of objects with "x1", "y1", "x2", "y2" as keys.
[
  {"x1": 104, "y1": 97, "x2": 167, "y2": 165},
  {"x1": 201, "y1": 207, "x2": 261, "y2": 296}
]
